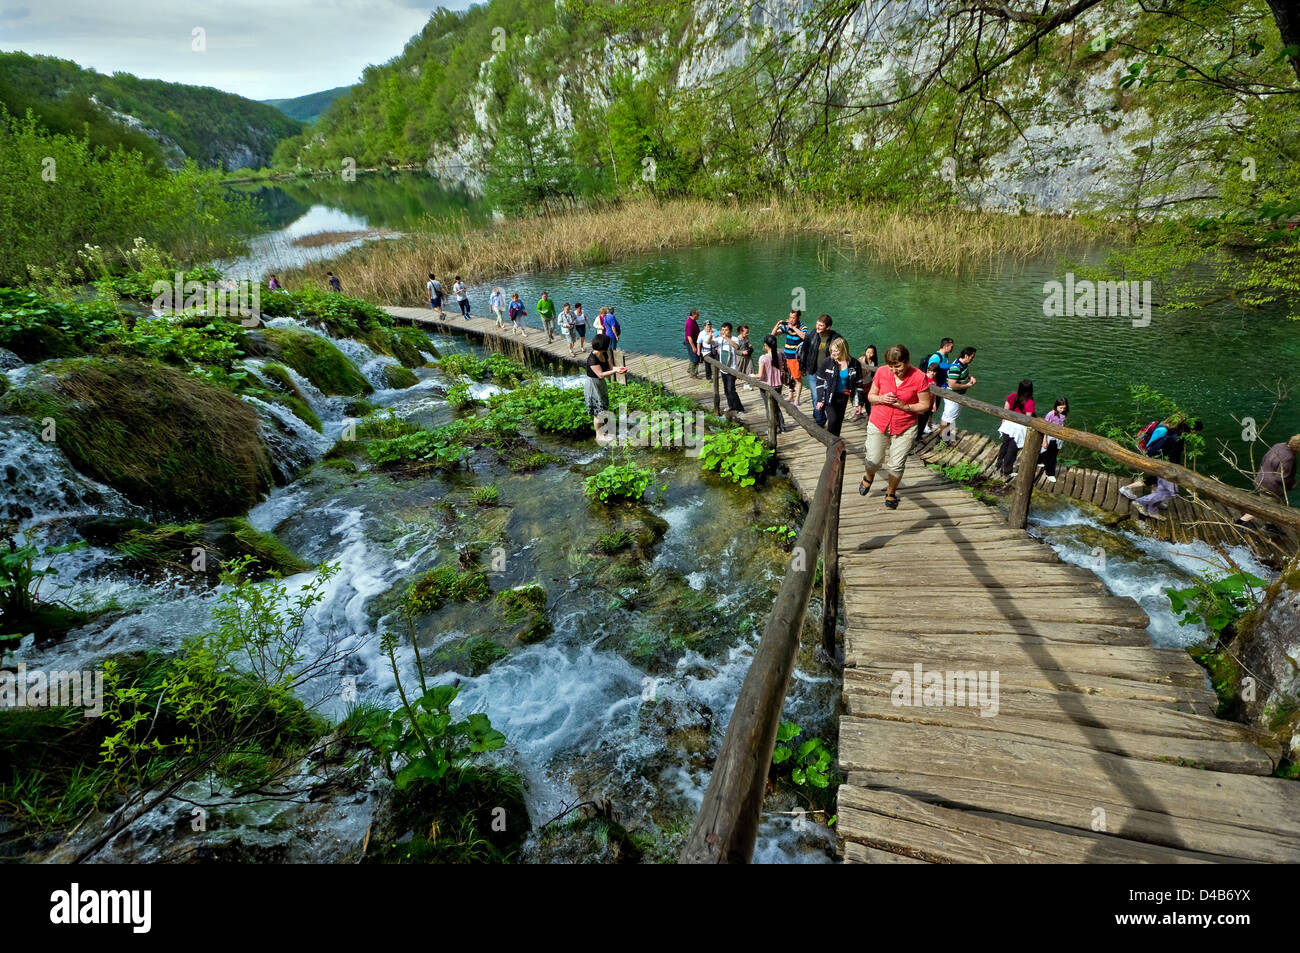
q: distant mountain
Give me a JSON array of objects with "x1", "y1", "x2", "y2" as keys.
[
  {"x1": 0, "y1": 51, "x2": 303, "y2": 171},
  {"x1": 262, "y1": 86, "x2": 354, "y2": 124}
]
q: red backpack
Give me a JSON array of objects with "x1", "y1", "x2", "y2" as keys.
[{"x1": 1135, "y1": 420, "x2": 1162, "y2": 452}]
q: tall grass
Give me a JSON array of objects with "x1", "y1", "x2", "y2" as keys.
[{"x1": 281, "y1": 197, "x2": 1116, "y2": 303}]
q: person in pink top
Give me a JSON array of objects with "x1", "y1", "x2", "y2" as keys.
[
  {"x1": 995, "y1": 379, "x2": 1035, "y2": 478},
  {"x1": 757, "y1": 333, "x2": 787, "y2": 433},
  {"x1": 858, "y1": 344, "x2": 932, "y2": 509}
]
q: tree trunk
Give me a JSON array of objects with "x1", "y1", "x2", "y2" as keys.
[{"x1": 1267, "y1": 0, "x2": 1300, "y2": 84}]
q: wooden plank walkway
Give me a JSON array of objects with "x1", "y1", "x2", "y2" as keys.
[
  {"x1": 384, "y1": 307, "x2": 1300, "y2": 863},
  {"x1": 914, "y1": 429, "x2": 1299, "y2": 564}
]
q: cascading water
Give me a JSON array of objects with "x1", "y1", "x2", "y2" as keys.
[{"x1": 0, "y1": 422, "x2": 142, "y2": 528}]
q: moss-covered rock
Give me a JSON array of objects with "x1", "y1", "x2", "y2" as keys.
[
  {"x1": 258, "y1": 362, "x2": 322, "y2": 431},
  {"x1": 253, "y1": 328, "x2": 372, "y2": 396},
  {"x1": 2, "y1": 357, "x2": 274, "y2": 520},
  {"x1": 0, "y1": 323, "x2": 81, "y2": 363},
  {"x1": 381, "y1": 364, "x2": 418, "y2": 389},
  {"x1": 84, "y1": 516, "x2": 309, "y2": 578}
]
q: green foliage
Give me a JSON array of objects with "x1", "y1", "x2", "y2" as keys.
[
  {"x1": 1166, "y1": 571, "x2": 1268, "y2": 638},
  {"x1": 406, "y1": 565, "x2": 491, "y2": 614},
  {"x1": 761, "y1": 524, "x2": 797, "y2": 545},
  {"x1": 1092, "y1": 384, "x2": 1205, "y2": 472},
  {"x1": 488, "y1": 382, "x2": 591, "y2": 435},
  {"x1": 584, "y1": 463, "x2": 654, "y2": 502},
  {"x1": 771, "y1": 720, "x2": 840, "y2": 817},
  {"x1": 934, "y1": 460, "x2": 986, "y2": 485},
  {"x1": 0, "y1": 111, "x2": 253, "y2": 284},
  {"x1": 381, "y1": 363, "x2": 418, "y2": 389},
  {"x1": 99, "y1": 559, "x2": 337, "y2": 795},
  {"x1": 597, "y1": 531, "x2": 636, "y2": 554},
  {"x1": 365, "y1": 428, "x2": 471, "y2": 470},
  {"x1": 699, "y1": 427, "x2": 774, "y2": 487},
  {"x1": 470, "y1": 484, "x2": 501, "y2": 506},
  {"x1": 446, "y1": 380, "x2": 475, "y2": 410},
  {"x1": 0, "y1": 528, "x2": 87, "y2": 632},
  {"x1": 497, "y1": 584, "x2": 547, "y2": 621},
  {"x1": 439, "y1": 352, "x2": 531, "y2": 385}
]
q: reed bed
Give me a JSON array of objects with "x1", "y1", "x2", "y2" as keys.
[
  {"x1": 280, "y1": 197, "x2": 1116, "y2": 304},
  {"x1": 289, "y1": 229, "x2": 381, "y2": 248}
]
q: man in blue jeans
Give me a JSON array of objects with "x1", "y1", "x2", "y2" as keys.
[{"x1": 798, "y1": 314, "x2": 841, "y2": 427}]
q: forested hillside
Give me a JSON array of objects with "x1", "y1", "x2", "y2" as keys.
[
  {"x1": 0, "y1": 51, "x2": 303, "y2": 170},
  {"x1": 262, "y1": 85, "x2": 354, "y2": 124}
]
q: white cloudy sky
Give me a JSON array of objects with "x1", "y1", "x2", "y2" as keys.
[{"x1": 0, "y1": 0, "x2": 472, "y2": 100}]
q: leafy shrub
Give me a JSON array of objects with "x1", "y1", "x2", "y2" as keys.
[
  {"x1": 365, "y1": 430, "x2": 469, "y2": 469},
  {"x1": 699, "y1": 427, "x2": 773, "y2": 487},
  {"x1": 498, "y1": 583, "x2": 547, "y2": 621},
  {"x1": 1166, "y1": 572, "x2": 1267, "y2": 638},
  {"x1": 584, "y1": 463, "x2": 654, "y2": 502},
  {"x1": 488, "y1": 383, "x2": 590, "y2": 435},
  {"x1": 771, "y1": 720, "x2": 840, "y2": 820},
  {"x1": 447, "y1": 380, "x2": 474, "y2": 410}
]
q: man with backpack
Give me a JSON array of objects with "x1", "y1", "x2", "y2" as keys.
[{"x1": 1120, "y1": 416, "x2": 1202, "y2": 519}]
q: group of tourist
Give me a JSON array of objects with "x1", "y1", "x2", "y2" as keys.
[{"x1": 428, "y1": 280, "x2": 624, "y2": 353}]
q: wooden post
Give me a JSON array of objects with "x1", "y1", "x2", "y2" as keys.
[
  {"x1": 1008, "y1": 428, "x2": 1044, "y2": 529},
  {"x1": 712, "y1": 362, "x2": 721, "y2": 415},
  {"x1": 821, "y1": 442, "x2": 845, "y2": 660},
  {"x1": 766, "y1": 390, "x2": 779, "y2": 446}
]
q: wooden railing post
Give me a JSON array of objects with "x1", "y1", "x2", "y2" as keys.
[
  {"x1": 766, "y1": 390, "x2": 779, "y2": 446},
  {"x1": 821, "y1": 442, "x2": 846, "y2": 661},
  {"x1": 680, "y1": 442, "x2": 843, "y2": 863},
  {"x1": 712, "y1": 361, "x2": 721, "y2": 415},
  {"x1": 1008, "y1": 428, "x2": 1044, "y2": 530}
]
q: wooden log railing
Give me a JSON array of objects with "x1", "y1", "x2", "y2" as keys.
[
  {"x1": 680, "y1": 438, "x2": 846, "y2": 864},
  {"x1": 931, "y1": 386, "x2": 1300, "y2": 533}
]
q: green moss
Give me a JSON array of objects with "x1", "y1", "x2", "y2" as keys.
[
  {"x1": 407, "y1": 565, "x2": 492, "y2": 614},
  {"x1": 498, "y1": 584, "x2": 546, "y2": 621},
  {"x1": 381, "y1": 364, "x2": 418, "y2": 389},
  {"x1": 1, "y1": 357, "x2": 274, "y2": 520},
  {"x1": 597, "y1": 531, "x2": 635, "y2": 554},
  {"x1": 257, "y1": 363, "x2": 323, "y2": 431},
  {"x1": 465, "y1": 636, "x2": 510, "y2": 675},
  {"x1": 102, "y1": 517, "x2": 309, "y2": 578},
  {"x1": 321, "y1": 457, "x2": 358, "y2": 472},
  {"x1": 1188, "y1": 644, "x2": 1242, "y2": 718},
  {"x1": 0, "y1": 323, "x2": 81, "y2": 362},
  {"x1": 259, "y1": 327, "x2": 372, "y2": 396}
]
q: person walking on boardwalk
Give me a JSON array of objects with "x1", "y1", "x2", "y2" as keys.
[
  {"x1": 1038, "y1": 397, "x2": 1068, "y2": 483},
  {"x1": 490, "y1": 287, "x2": 506, "y2": 329},
  {"x1": 603, "y1": 306, "x2": 621, "y2": 350},
  {"x1": 697, "y1": 320, "x2": 719, "y2": 382},
  {"x1": 717, "y1": 322, "x2": 745, "y2": 416},
  {"x1": 937, "y1": 346, "x2": 976, "y2": 444},
  {"x1": 559, "y1": 303, "x2": 578, "y2": 357},
  {"x1": 758, "y1": 334, "x2": 787, "y2": 434},
  {"x1": 773, "y1": 310, "x2": 808, "y2": 404},
  {"x1": 995, "y1": 380, "x2": 1036, "y2": 479},
  {"x1": 915, "y1": 358, "x2": 942, "y2": 442},
  {"x1": 586, "y1": 332, "x2": 626, "y2": 444},
  {"x1": 736, "y1": 325, "x2": 754, "y2": 386},
  {"x1": 426, "y1": 273, "x2": 443, "y2": 320},
  {"x1": 798, "y1": 314, "x2": 841, "y2": 427},
  {"x1": 573, "y1": 301, "x2": 588, "y2": 353},
  {"x1": 815, "y1": 338, "x2": 863, "y2": 437},
  {"x1": 854, "y1": 344, "x2": 878, "y2": 420},
  {"x1": 927, "y1": 338, "x2": 955, "y2": 382},
  {"x1": 453, "y1": 276, "x2": 471, "y2": 320},
  {"x1": 859, "y1": 344, "x2": 932, "y2": 509},
  {"x1": 508, "y1": 292, "x2": 528, "y2": 334},
  {"x1": 537, "y1": 292, "x2": 558, "y2": 343},
  {"x1": 685, "y1": 308, "x2": 702, "y2": 377}
]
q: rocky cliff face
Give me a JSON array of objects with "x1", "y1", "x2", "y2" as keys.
[
  {"x1": 1238, "y1": 581, "x2": 1300, "y2": 763},
  {"x1": 426, "y1": 0, "x2": 1173, "y2": 215}
]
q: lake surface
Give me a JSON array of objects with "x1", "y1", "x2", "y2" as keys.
[{"x1": 466, "y1": 235, "x2": 1300, "y2": 486}]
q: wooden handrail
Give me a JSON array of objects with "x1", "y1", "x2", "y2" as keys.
[
  {"x1": 680, "y1": 439, "x2": 847, "y2": 864},
  {"x1": 700, "y1": 354, "x2": 838, "y2": 447},
  {"x1": 932, "y1": 385, "x2": 1300, "y2": 531}
]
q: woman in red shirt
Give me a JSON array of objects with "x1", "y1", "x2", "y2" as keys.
[
  {"x1": 995, "y1": 379, "x2": 1035, "y2": 478},
  {"x1": 858, "y1": 344, "x2": 932, "y2": 509}
]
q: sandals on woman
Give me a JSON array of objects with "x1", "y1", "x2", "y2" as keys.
[
  {"x1": 885, "y1": 493, "x2": 899, "y2": 510},
  {"x1": 858, "y1": 476, "x2": 873, "y2": 496}
]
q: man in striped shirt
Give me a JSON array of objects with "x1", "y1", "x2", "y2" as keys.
[{"x1": 772, "y1": 310, "x2": 808, "y2": 405}]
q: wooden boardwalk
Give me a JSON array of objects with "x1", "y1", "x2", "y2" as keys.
[
  {"x1": 915, "y1": 430, "x2": 1299, "y2": 564},
  {"x1": 385, "y1": 308, "x2": 1300, "y2": 863}
]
